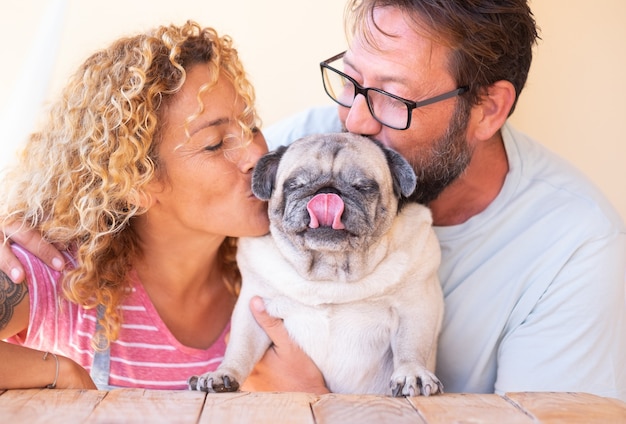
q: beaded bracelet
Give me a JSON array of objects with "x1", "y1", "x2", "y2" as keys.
[{"x1": 43, "y1": 351, "x2": 59, "y2": 389}]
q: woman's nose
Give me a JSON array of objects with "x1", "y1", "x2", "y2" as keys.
[
  {"x1": 240, "y1": 130, "x2": 268, "y2": 174},
  {"x1": 343, "y1": 95, "x2": 383, "y2": 136}
]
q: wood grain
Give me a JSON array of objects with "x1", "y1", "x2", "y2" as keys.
[
  {"x1": 1, "y1": 389, "x2": 624, "y2": 423},
  {"x1": 198, "y1": 391, "x2": 318, "y2": 424},
  {"x1": 0, "y1": 388, "x2": 106, "y2": 423},
  {"x1": 408, "y1": 392, "x2": 533, "y2": 423},
  {"x1": 506, "y1": 392, "x2": 626, "y2": 423},
  {"x1": 312, "y1": 393, "x2": 424, "y2": 423},
  {"x1": 87, "y1": 389, "x2": 206, "y2": 423}
]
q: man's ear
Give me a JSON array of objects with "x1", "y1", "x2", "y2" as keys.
[{"x1": 469, "y1": 80, "x2": 516, "y2": 141}]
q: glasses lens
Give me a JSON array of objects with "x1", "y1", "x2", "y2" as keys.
[
  {"x1": 367, "y1": 90, "x2": 410, "y2": 130},
  {"x1": 322, "y1": 67, "x2": 355, "y2": 108},
  {"x1": 321, "y1": 55, "x2": 411, "y2": 130}
]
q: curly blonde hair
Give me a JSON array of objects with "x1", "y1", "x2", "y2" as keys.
[{"x1": 0, "y1": 20, "x2": 257, "y2": 348}]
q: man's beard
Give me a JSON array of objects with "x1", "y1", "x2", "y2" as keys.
[
  {"x1": 406, "y1": 100, "x2": 473, "y2": 205},
  {"x1": 340, "y1": 98, "x2": 473, "y2": 205}
]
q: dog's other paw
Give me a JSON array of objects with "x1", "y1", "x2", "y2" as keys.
[
  {"x1": 188, "y1": 371, "x2": 240, "y2": 393},
  {"x1": 390, "y1": 368, "x2": 443, "y2": 397}
]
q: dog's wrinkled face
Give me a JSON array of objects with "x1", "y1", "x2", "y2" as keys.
[{"x1": 252, "y1": 133, "x2": 416, "y2": 254}]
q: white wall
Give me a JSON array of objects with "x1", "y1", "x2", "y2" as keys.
[
  {"x1": 0, "y1": 0, "x2": 346, "y2": 169},
  {"x1": 510, "y1": 0, "x2": 626, "y2": 222},
  {"x1": 1, "y1": 0, "x2": 624, "y2": 221}
]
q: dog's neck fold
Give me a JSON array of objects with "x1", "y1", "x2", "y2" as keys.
[{"x1": 272, "y1": 227, "x2": 392, "y2": 283}]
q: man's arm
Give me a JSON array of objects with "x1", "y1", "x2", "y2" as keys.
[{"x1": 495, "y1": 232, "x2": 626, "y2": 401}]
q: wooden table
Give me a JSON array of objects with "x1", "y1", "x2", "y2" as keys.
[{"x1": 1, "y1": 389, "x2": 625, "y2": 423}]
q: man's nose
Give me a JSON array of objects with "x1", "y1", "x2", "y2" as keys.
[{"x1": 343, "y1": 94, "x2": 383, "y2": 135}]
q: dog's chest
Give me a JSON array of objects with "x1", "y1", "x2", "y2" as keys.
[{"x1": 265, "y1": 296, "x2": 397, "y2": 393}]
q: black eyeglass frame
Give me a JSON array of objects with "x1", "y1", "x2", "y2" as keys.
[{"x1": 320, "y1": 51, "x2": 469, "y2": 130}]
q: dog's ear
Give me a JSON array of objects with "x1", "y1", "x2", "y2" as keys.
[
  {"x1": 378, "y1": 145, "x2": 417, "y2": 198},
  {"x1": 251, "y1": 145, "x2": 288, "y2": 200}
]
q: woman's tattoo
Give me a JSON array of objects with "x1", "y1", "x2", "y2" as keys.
[{"x1": 0, "y1": 272, "x2": 28, "y2": 330}]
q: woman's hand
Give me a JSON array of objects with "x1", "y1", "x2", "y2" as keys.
[
  {"x1": 0, "y1": 222, "x2": 65, "y2": 283},
  {"x1": 241, "y1": 296, "x2": 329, "y2": 394},
  {"x1": 57, "y1": 355, "x2": 98, "y2": 389},
  {"x1": 0, "y1": 342, "x2": 97, "y2": 390}
]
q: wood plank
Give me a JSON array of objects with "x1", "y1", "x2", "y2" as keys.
[
  {"x1": 0, "y1": 389, "x2": 623, "y2": 423},
  {"x1": 312, "y1": 393, "x2": 425, "y2": 424},
  {"x1": 506, "y1": 392, "x2": 626, "y2": 423},
  {"x1": 407, "y1": 393, "x2": 534, "y2": 423},
  {"x1": 87, "y1": 388, "x2": 206, "y2": 423},
  {"x1": 198, "y1": 391, "x2": 318, "y2": 424},
  {"x1": 0, "y1": 388, "x2": 40, "y2": 410},
  {"x1": 0, "y1": 388, "x2": 106, "y2": 423},
  {"x1": 606, "y1": 396, "x2": 626, "y2": 410}
]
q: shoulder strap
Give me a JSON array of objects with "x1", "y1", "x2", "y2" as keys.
[{"x1": 89, "y1": 304, "x2": 115, "y2": 390}]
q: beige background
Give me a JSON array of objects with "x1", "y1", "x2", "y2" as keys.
[{"x1": 1, "y1": 0, "x2": 624, "y2": 221}]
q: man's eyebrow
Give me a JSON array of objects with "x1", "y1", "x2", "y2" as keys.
[{"x1": 188, "y1": 116, "x2": 230, "y2": 136}]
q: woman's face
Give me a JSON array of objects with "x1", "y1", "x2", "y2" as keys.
[{"x1": 142, "y1": 64, "x2": 270, "y2": 239}]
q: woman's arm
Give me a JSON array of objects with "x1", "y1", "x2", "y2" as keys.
[
  {"x1": 0, "y1": 342, "x2": 96, "y2": 389},
  {"x1": 0, "y1": 270, "x2": 30, "y2": 338},
  {"x1": 0, "y1": 271, "x2": 95, "y2": 389}
]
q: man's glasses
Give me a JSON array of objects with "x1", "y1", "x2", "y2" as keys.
[{"x1": 320, "y1": 51, "x2": 468, "y2": 130}]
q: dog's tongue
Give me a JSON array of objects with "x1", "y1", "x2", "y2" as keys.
[{"x1": 307, "y1": 193, "x2": 345, "y2": 230}]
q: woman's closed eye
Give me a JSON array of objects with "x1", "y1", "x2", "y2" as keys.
[
  {"x1": 200, "y1": 121, "x2": 259, "y2": 153},
  {"x1": 205, "y1": 134, "x2": 242, "y2": 153},
  {"x1": 200, "y1": 131, "x2": 231, "y2": 152},
  {"x1": 204, "y1": 139, "x2": 224, "y2": 152}
]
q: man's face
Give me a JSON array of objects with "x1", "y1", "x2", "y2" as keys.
[{"x1": 339, "y1": 6, "x2": 473, "y2": 204}]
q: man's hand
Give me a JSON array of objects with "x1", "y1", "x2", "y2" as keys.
[
  {"x1": 0, "y1": 223, "x2": 65, "y2": 283},
  {"x1": 241, "y1": 296, "x2": 329, "y2": 394}
]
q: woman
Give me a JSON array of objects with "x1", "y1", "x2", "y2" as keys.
[{"x1": 0, "y1": 21, "x2": 325, "y2": 392}]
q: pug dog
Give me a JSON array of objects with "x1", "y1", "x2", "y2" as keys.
[{"x1": 188, "y1": 133, "x2": 444, "y2": 396}]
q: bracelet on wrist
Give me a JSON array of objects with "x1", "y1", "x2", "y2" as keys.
[{"x1": 42, "y1": 351, "x2": 59, "y2": 389}]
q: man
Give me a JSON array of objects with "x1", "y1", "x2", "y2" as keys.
[
  {"x1": 3, "y1": 0, "x2": 625, "y2": 399},
  {"x1": 265, "y1": 0, "x2": 626, "y2": 400}
]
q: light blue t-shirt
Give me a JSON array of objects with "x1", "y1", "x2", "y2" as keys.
[{"x1": 264, "y1": 105, "x2": 626, "y2": 401}]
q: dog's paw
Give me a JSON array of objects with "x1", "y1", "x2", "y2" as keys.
[
  {"x1": 390, "y1": 367, "x2": 443, "y2": 397},
  {"x1": 188, "y1": 371, "x2": 240, "y2": 393}
]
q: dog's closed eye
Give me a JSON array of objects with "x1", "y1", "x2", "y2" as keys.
[
  {"x1": 314, "y1": 186, "x2": 341, "y2": 195},
  {"x1": 351, "y1": 179, "x2": 379, "y2": 194}
]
